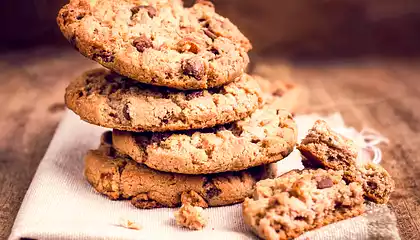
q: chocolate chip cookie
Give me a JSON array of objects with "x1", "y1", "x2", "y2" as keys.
[
  {"x1": 298, "y1": 120, "x2": 395, "y2": 204},
  {"x1": 112, "y1": 100, "x2": 297, "y2": 174},
  {"x1": 85, "y1": 131, "x2": 272, "y2": 208},
  {"x1": 65, "y1": 68, "x2": 262, "y2": 132},
  {"x1": 243, "y1": 169, "x2": 365, "y2": 240},
  {"x1": 57, "y1": 0, "x2": 251, "y2": 89}
]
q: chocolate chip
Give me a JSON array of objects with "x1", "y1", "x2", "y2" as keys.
[
  {"x1": 76, "y1": 14, "x2": 84, "y2": 20},
  {"x1": 206, "y1": 187, "x2": 221, "y2": 199},
  {"x1": 123, "y1": 104, "x2": 131, "y2": 121},
  {"x1": 133, "y1": 35, "x2": 153, "y2": 52},
  {"x1": 203, "y1": 178, "x2": 222, "y2": 199},
  {"x1": 186, "y1": 91, "x2": 204, "y2": 100},
  {"x1": 93, "y1": 50, "x2": 114, "y2": 63},
  {"x1": 273, "y1": 88, "x2": 286, "y2": 97},
  {"x1": 316, "y1": 177, "x2": 334, "y2": 189},
  {"x1": 150, "y1": 132, "x2": 171, "y2": 144},
  {"x1": 203, "y1": 29, "x2": 217, "y2": 40},
  {"x1": 182, "y1": 57, "x2": 205, "y2": 80},
  {"x1": 367, "y1": 181, "x2": 378, "y2": 190},
  {"x1": 131, "y1": 5, "x2": 157, "y2": 18},
  {"x1": 210, "y1": 47, "x2": 219, "y2": 55}
]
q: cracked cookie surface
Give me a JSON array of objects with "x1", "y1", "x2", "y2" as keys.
[
  {"x1": 112, "y1": 99, "x2": 297, "y2": 174},
  {"x1": 57, "y1": 0, "x2": 251, "y2": 89},
  {"x1": 65, "y1": 68, "x2": 262, "y2": 132},
  {"x1": 243, "y1": 169, "x2": 365, "y2": 240},
  {"x1": 84, "y1": 131, "x2": 270, "y2": 208}
]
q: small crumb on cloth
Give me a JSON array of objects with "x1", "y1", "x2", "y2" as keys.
[
  {"x1": 174, "y1": 204, "x2": 207, "y2": 230},
  {"x1": 119, "y1": 218, "x2": 142, "y2": 230}
]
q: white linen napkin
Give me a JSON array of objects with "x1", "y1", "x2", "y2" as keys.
[{"x1": 9, "y1": 110, "x2": 400, "y2": 240}]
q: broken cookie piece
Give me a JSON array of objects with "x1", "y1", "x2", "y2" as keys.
[
  {"x1": 243, "y1": 169, "x2": 365, "y2": 240},
  {"x1": 353, "y1": 162, "x2": 395, "y2": 204},
  {"x1": 298, "y1": 120, "x2": 395, "y2": 204},
  {"x1": 298, "y1": 119, "x2": 359, "y2": 170},
  {"x1": 175, "y1": 204, "x2": 207, "y2": 230}
]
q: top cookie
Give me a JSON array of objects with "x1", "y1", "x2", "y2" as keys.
[{"x1": 57, "y1": 0, "x2": 251, "y2": 89}]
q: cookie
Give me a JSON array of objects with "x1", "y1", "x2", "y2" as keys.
[
  {"x1": 57, "y1": 0, "x2": 251, "y2": 90},
  {"x1": 112, "y1": 100, "x2": 297, "y2": 174},
  {"x1": 84, "y1": 131, "x2": 272, "y2": 208},
  {"x1": 298, "y1": 120, "x2": 395, "y2": 204},
  {"x1": 65, "y1": 68, "x2": 263, "y2": 132},
  {"x1": 243, "y1": 169, "x2": 365, "y2": 240}
]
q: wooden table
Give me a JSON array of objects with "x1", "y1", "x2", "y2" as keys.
[{"x1": 1, "y1": 47, "x2": 419, "y2": 239}]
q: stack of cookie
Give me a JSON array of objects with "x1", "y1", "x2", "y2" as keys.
[{"x1": 57, "y1": 0, "x2": 298, "y2": 209}]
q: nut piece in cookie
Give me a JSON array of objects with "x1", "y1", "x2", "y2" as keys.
[
  {"x1": 243, "y1": 169, "x2": 365, "y2": 240},
  {"x1": 174, "y1": 204, "x2": 207, "y2": 230},
  {"x1": 181, "y1": 190, "x2": 208, "y2": 208},
  {"x1": 298, "y1": 120, "x2": 395, "y2": 204}
]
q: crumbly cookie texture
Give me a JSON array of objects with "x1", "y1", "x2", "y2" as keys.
[
  {"x1": 298, "y1": 120, "x2": 395, "y2": 204},
  {"x1": 65, "y1": 68, "x2": 263, "y2": 132},
  {"x1": 298, "y1": 119, "x2": 359, "y2": 170},
  {"x1": 174, "y1": 204, "x2": 207, "y2": 230},
  {"x1": 112, "y1": 100, "x2": 297, "y2": 174},
  {"x1": 57, "y1": 0, "x2": 251, "y2": 90},
  {"x1": 84, "y1": 131, "x2": 271, "y2": 208},
  {"x1": 243, "y1": 169, "x2": 365, "y2": 240}
]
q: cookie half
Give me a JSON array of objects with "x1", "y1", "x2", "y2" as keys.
[
  {"x1": 112, "y1": 99, "x2": 297, "y2": 174},
  {"x1": 57, "y1": 0, "x2": 251, "y2": 89},
  {"x1": 243, "y1": 169, "x2": 365, "y2": 240},
  {"x1": 65, "y1": 68, "x2": 263, "y2": 132},
  {"x1": 85, "y1": 132, "x2": 272, "y2": 208}
]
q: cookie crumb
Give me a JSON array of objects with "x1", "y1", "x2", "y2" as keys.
[
  {"x1": 119, "y1": 218, "x2": 142, "y2": 230},
  {"x1": 174, "y1": 204, "x2": 207, "y2": 230}
]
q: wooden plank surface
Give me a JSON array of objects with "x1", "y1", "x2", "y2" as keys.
[{"x1": 1, "y1": 47, "x2": 419, "y2": 239}]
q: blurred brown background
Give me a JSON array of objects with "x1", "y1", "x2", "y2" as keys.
[
  {"x1": 1, "y1": 0, "x2": 420, "y2": 59},
  {"x1": 1, "y1": 1, "x2": 420, "y2": 239}
]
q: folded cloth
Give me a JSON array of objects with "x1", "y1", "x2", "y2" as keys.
[{"x1": 9, "y1": 111, "x2": 400, "y2": 240}]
